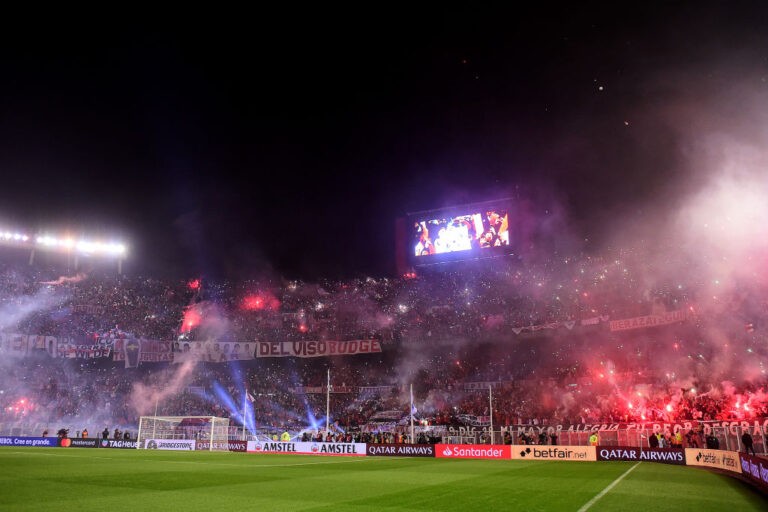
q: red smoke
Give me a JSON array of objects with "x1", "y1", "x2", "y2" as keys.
[
  {"x1": 242, "y1": 291, "x2": 280, "y2": 311},
  {"x1": 180, "y1": 305, "x2": 202, "y2": 333}
]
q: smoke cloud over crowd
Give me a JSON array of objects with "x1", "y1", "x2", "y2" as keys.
[{"x1": 2, "y1": 9, "x2": 768, "y2": 439}]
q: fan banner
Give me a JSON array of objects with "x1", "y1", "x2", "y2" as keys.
[
  {"x1": 511, "y1": 418, "x2": 768, "y2": 436},
  {"x1": 609, "y1": 310, "x2": 688, "y2": 332},
  {"x1": 255, "y1": 340, "x2": 382, "y2": 358},
  {"x1": 113, "y1": 339, "x2": 173, "y2": 366},
  {"x1": 172, "y1": 341, "x2": 257, "y2": 363}
]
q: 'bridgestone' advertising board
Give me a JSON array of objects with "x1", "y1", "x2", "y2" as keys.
[{"x1": 143, "y1": 439, "x2": 196, "y2": 451}]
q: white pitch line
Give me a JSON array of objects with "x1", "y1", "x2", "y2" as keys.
[
  {"x1": 2, "y1": 450, "x2": 376, "y2": 468},
  {"x1": 576, "y1": 462, "x2": 641, "y2": 512},
  {"x1": 4, "y1": 451, "x2": 117, "y2": 461},
  {"x1": 144, "y1": 457, "x2": 374, "y2": 468}
]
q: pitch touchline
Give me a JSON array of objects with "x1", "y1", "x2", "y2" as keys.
[
  {"x1": 576, "y1": 462, "x2": 641, "y2": 512},
  {"x1": 3, "y1": 451, "x2": 376, "y2": 468},
  {"x1": 5, "y1": 451, "x2": 117, "y2": 461},
  {"x1": 149, "y1": 458, "x2": 374, "y2": 468}
]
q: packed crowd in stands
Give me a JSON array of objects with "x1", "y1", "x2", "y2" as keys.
[{"x1": 0, "y1": 243, "x2": 767, "y2": 441}]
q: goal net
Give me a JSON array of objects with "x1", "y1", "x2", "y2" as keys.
[{"x1": 136, "y1": 416, "x2": 231, "y2": 451}]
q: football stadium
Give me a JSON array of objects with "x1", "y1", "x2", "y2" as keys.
[
  {"x1": 3, "y1": 6, "x2": 768, "y2": 512},
  {"x1": 2, "y1": 198, "x2": 768, "y2": 510}
]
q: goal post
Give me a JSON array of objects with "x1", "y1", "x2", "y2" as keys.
[{"x1": 136, "y1": 416, "x2": 230, "y2": 451}]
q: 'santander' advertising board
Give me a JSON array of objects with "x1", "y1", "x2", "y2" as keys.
[{"x1": 434, "y1": 444, "x2": 511, "y2": 460}]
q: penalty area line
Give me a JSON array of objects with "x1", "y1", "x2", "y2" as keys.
[{"x1": 576, "y1": 461, "x2": 641, "y2": 512}]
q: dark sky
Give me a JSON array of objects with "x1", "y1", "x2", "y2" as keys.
[{"x1": 1, "y1": 5, "x2": 767, "y2": 279}]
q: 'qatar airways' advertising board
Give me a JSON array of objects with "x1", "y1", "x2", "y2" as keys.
[{"x1": 596, "y1": 447, "x2": 684, "y2": 464}]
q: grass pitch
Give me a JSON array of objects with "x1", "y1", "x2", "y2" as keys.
[{"x1": 1, "y1": 448, "x2": 766, "y2": 511}]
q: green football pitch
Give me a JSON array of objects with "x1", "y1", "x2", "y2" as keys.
[{"x1": 1, "y1": 448, "x2": 766, "y2": 511}]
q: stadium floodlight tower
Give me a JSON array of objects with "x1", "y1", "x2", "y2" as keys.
[
  {"x1": 137, "y1": 416, "x2": 231, "y2": 451},
  {"x1": 0, "y1": 226, "x2": 127, "y2": 274},
  {"x1": 32, "y1": 234, "x2": 128, "y2": 274}
]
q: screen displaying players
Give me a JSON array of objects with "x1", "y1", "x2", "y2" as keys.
[{"x1": 412, "y1": 209, "x2": 509, "y2": 258}]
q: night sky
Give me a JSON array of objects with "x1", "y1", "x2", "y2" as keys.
[{"x1": 1, "y1": 5, "x2": 767, "y2": 279}]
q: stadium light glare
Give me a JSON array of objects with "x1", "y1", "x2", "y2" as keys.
[
  {"x1": 31, "y1": 236, "x2": 128, "y2": 256},
  {"x1": 76, "y1": 241, "x2": 95, "y2": 253},
  {"x1": 2, "y1": 226, "x2": 127, "y2": 261}
]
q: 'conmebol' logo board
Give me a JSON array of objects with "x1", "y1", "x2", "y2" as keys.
[
  {"x1": 0, "y1": 436, "x2": 58, "y2": 447},
  {"x1": 435, "y1": 444, "x2": 511, "y2": 460},
  {"x1": 511, "y1": 445, "x2": 597, "y2": 462}
]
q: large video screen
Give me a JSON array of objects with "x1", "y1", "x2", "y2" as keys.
[{"x1": 410, "y1": 204, "x2": 510, "y2": 261}]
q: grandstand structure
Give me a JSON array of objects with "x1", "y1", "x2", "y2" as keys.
[{"x1": 0, "y1": 202, "x2": 767, "y2": 455}]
